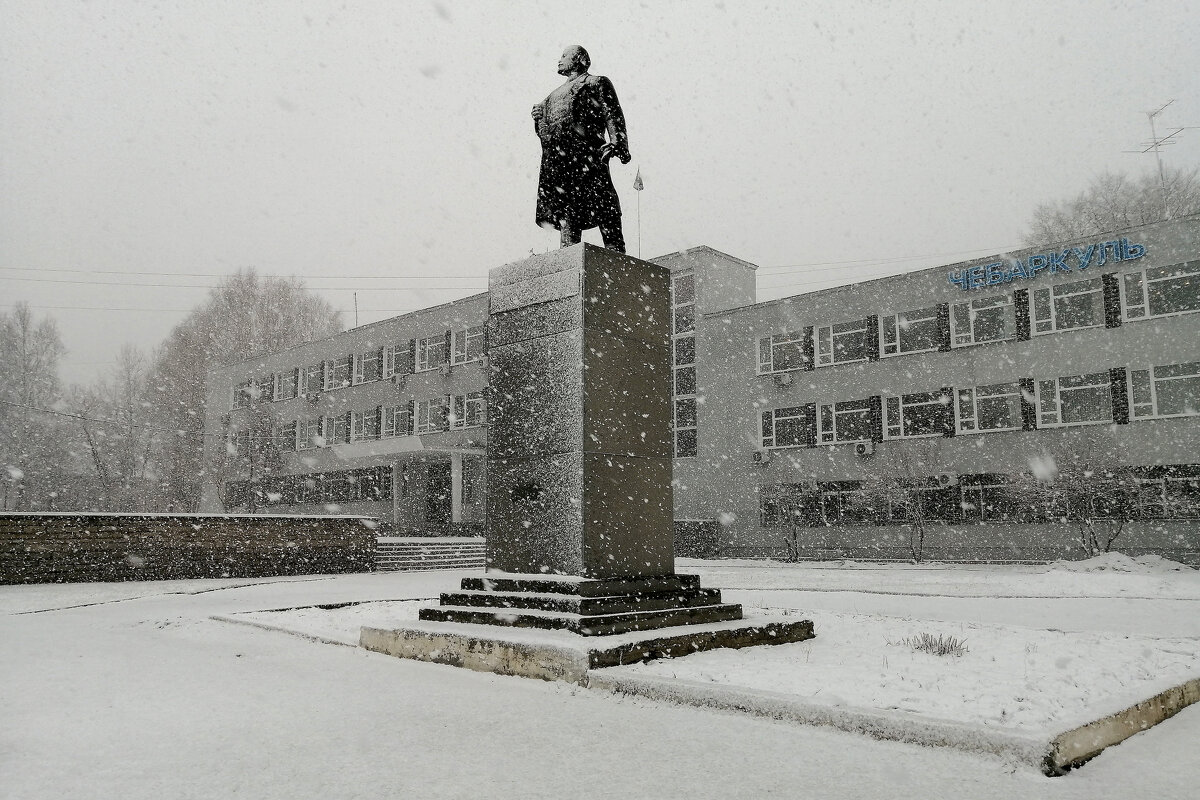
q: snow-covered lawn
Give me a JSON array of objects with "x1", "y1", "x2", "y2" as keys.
[{"x1": 3, "y1": 557, "x2": 1199, "y2": 799}]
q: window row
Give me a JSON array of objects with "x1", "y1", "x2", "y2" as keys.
[
  {"x1": 757, "y1": 261, "x2": 1200, "y2": 373},
  {"x1": 229, "y1": 393, "x2": 487, "y2": 454},
  {"x1": 760, "y1": 360, "x2": 1200, "y2": 448},
  {"x1": 232, "y1": 325, "x2": 485, "y2": 408},
  {"x1": 760, "y1": 468, "x2": 1200, "y2": 527},
  {"x1": 225, "y1": 465, "x2": 392, "y2": 508}
]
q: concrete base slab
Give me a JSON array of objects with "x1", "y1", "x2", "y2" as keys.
[{"x1": 359, "y1": 614, "x2": 814, "y2": 685}]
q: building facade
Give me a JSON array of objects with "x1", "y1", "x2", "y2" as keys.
[{"x1": 204, "y1": 217, "x2": 1200, "y2": 562}]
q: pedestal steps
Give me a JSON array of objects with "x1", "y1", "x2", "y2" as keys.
[
  {"x1": 419, "y1": 601, "x2": 744, "y2": 636},
  {"x1": 439, "y1": 586, "x2": 725, "y2": 615},
  {"x1": 419, "y1": 572, "x2": 743, "y2": 636}
]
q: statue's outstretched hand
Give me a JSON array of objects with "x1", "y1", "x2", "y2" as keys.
[{"x1": 531, "y1": 105, "x2": 544, "y2": 120}]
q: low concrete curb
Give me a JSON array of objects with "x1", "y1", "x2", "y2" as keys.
[
  {"x1": 1045, "y1": 677, "x2": 1200, "y2": 775},
  {"x1": 587, "y1": 671, "x2": 1200, "y2": 776}
]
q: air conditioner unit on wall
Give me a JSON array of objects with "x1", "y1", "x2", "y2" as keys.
[
  {"x1": 305, "y1": 392, "x2": 322, "y2": 405},
  {"x1": 854, "y1": 441, "x2": 875, "y2": 457},
  {"x1": 753, "y1": 449, "x2": 771, "y2": 465},
  {"x1": 440, "y1": 362, "x2": 452, "y2": 377},
  {"x1": 774, "y1": 372, "x2": 794, "y2": 388},
  {"x1": 938, "y1": 473, "x2": 959, "y2": 487}
]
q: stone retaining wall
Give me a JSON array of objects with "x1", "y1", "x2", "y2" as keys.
[{"x1": 0, "y1": 512, "x2": 376, "y2": 585}]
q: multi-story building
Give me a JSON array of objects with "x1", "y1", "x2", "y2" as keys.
[
  {"x1": 204, "y1": 216, "x2": 1200, "y2": 562},
  {"x1": 202, "y1": 293, "x2": 490, "y2": 535}
]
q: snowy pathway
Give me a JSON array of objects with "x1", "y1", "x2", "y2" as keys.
[{"x1": 2, "y1": 563, "x2": 1198, "y2": 799}]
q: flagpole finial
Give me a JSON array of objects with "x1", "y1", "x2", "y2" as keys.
[{"x1": 633, "y1": 167, "x2": 643, "y2": 191}]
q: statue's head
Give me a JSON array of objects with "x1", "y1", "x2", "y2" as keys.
[{"x1": 557, "y1": 45, "x2": 590, "y2": 76}]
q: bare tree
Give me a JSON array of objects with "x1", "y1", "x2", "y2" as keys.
[
  {"x1": 0, "y1": 303, "x2": 69, "y2": 510},
  {"x1": 761, "y1": 482, "x2": 821, "y2": 561},
  {"x1": 855, "y1": 447, "x2": 944, "y2": 562},
  {"x1": 1024, "y1": 166, "x2": 1200, "y2": 246},
  {"x1": 1015, "y1": 430, "x2": 1140, "y2": 558},
  {"x1": 72, "y1": 345, "x2": 161, "y2": 511},
  {"x1": 148, "y1": 269, "x2": 341, "y2": 511}
]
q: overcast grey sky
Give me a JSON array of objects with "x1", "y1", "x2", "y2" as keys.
[{"x1": 2, "y1": 0, "x2": 1198, "y2": 386}]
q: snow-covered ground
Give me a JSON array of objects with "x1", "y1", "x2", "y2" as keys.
[{"x1": 3, "y1": 558, "x2": 1199, "y2": 799}]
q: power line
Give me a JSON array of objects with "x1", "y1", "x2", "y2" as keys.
[
  {"x1": 0, "y1": 265, "x2": 486, "y2": 280},
  {"x1": 0, "y1": 274, "x2": 486, "y2": 291},
  {"x1": 756, "y1": 244, "x2": 1019, "y2": 273},
  {"x1": 0, "y1": 240, "x2": 1024, "y2": 282},
  {"x1": 1, "y1": 303, "x2": 431, "y2": 314}
]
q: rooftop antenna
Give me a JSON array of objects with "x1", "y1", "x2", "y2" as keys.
[
  {"x1": 354, "y1": 292, "x2": 359, "y2": 328},
  {"x1": 1123, "y1": 100, "x2": 1196, "y2": 221}
]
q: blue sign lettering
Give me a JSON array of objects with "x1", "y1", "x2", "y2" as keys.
[{"x1": 948, "y1": 237, "x2": 1146, "y2": 290}]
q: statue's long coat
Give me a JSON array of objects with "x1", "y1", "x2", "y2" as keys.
[{"x1": 534, "y1": 73, "x2": 628, "y2": 232}]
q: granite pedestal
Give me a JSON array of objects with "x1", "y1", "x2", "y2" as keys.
[{"x1": 369, "y1": 245, "x2": 813, "y2": 677}]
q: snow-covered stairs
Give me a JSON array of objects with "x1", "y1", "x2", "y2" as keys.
[{"x1": 375, "y1": 537, "x2": 485, "y2": 572}]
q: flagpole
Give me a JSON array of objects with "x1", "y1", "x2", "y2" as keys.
[{"x1": 633, "y1": 166, "x2": 643, "y2": 259}]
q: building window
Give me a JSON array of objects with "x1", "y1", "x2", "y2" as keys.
[
  {"x1": 816, "y1": 318, "x2": 870, "y2": 367},
  {"x1": 326, "y1": 414, "x2": 349, "y2": 444},
  {"x1": 818, "y1": 398, "x2": 873, "y2": 443},
  {"x1": 452, "y1": 326, "x2": 485, "y2": 365},
  {"x1": 381, "y1": 404, "x2": 412, "y2": 437},
  {"x1": 672, "y1": 272, "x2": 695, "y2": 334},
  {"x1": 232, "y1": 381, "x2": 253, "y2": 410},
  {"x1": 956, "y1": 382, "x2": 1023, "y2": 434},
  {"x1": 959, "y1": 474, "x2": 1020, "y2": 521},
  {"x1": 884, "y1": 391, "x2": 949, "y2": 439},
  {"x1": 1123, "y1": 260, "x2": 1200, "y2": 320},
  {"x1": 673, "y1": 364, "x2": 696, "y2": 397},
  {"x1": 326, "y1": 356, "x2": 352, "y2": 390},
  {"x1": 951, "y1": 295, "x2": 1015, "y2": 347},
  {"x1": 1137, "y1": 474, "x2": 1200, "y2": 519},
  {"x1": 886, "y1": 481, "x2": 961, "y2": 523},
  {"x1": 415, "y1": 335, "x2": 446, "y2": 372},
  {"x1": 303, "y1": 364, "x2": 324, "y2": 396},
  {"x1": 350, "y1": 409, "x2": 380, "y2": 442},
  {"x1": 757, "y1": 331, "x2": 807, "y2": 373},
  {"x1": 670, "y1": 397, "x2": 697, "y2": 457},
  {"x1": 1036, "y1": 372, "x2": 1112, "y2": 427},
  {"x1": 761, "y1": 405, "x2": 808, "y2": 449},
  {"x1": 275, "y1": 420, "x2": 298, "y2": 452},
  {"x1": 1032, "y1": 277, "x2": 1104, "y2": 335},
  {"x1": 353, "y1": 350, "x2": 381, "y2": 385},
  {"x1": 275, "y1": 369, "x2": 299, "y2": 401},
  {"x1": 297, "y1": 417, "x2": 324, "y2": 450},
  {"x1": 674, "y1": 335, "x2": 695, "y2": 369},
  {"x1": 881, "y1": 306, "x2": 939, "y2": 356},
  {"x1": 1130, "y1": 362, "x2": 1200, "y2": 419},
  {"x1": 256, "y1": 376, "x2": 275, "y2": 403},
  {"x1": 382, "y1": 344, "x2": 409, "y2": 378},
  {"x1": 416, "y1": 398, "x2": 448, "y2": 433},
  {"x1": 818, "y1": 483, "x2": 877, "y2": 525},
  {"x1": 450, "y1": 392, "x2": 486, "y2": 428}
]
